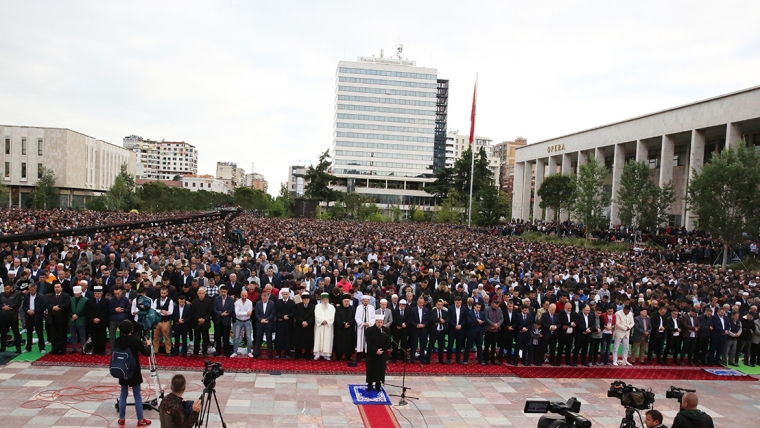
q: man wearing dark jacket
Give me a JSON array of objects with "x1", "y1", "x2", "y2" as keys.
[
  {"x1": 672, "y1": 393, "x2": 714, "y2": 428},
  {"x1": 159, "y1": 374, "x2": 201, "y2": 428},
  {"x1": 0, "y1": 283, "x2": 22, "y2": 353},
  {"x1": 87, "y1": 285, "x2": 109, "y2": 355},
  {"x1": 191, "y1": 287, "x2": 213, "y2": 357},
  {"x1": 46, "y1": 282, "x2": 71, "y2": 354},
  {"x1": 22, "y1": 283, "x2": 46, "y2": 353}
]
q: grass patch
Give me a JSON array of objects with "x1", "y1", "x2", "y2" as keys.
[{"x1": 519, "y1": 231, "x2": 629, "y2": 253}]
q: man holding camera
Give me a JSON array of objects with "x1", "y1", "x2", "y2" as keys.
[
  {"x1": 672, "y1": 393, "x2": 714, "y2": 428},
  {"x1": 159, "y1": 374, "x2": 201, "y2": 428}
]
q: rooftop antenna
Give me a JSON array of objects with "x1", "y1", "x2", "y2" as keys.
[
  {"x1": 380, "y1": 49, "x2": 384, "y2": 58},
  {"x1": 397, "y1": 43, "x2": 403, "y2": 59}
]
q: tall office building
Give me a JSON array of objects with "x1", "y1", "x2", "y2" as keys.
[{"x1": 330, "y1": 48, "x2": 446, "y2": 207}]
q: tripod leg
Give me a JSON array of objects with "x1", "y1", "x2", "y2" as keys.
[{"x1": 211, "y1": 390, "x2": 227, "y2": 428}]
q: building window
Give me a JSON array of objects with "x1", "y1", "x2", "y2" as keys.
[
  {"x1": 21, "y1": 162, "x2": 27, "y2": 179},
  {"x1": 38, "y1": 163, "x2": 43, "y2": 179},
  {"x1": 38, "y1": 138, "x2": 44, "y2": 156},
  {"x1": 673, "y1": 145, "x2": 687, "y2": 167},
  {"x1": 184, "y1": 182, "x2": 188, "y2": 187},
  {"x1": 4, "y1": 138, "x2": 9, "y2": 154},
  {"x1": 21, "y1": 138, "x2": 27, "y2": 155},
  {"x1": 604, "y1": 155, "x2": 614, "y2": 172},
  {"x1": 192, "y1": 182, "x2": 196, "y2": 187},
  {"x1": 4, "y1": 162, "x2": 9, "y2": 178},
  {"x1": 647, "y1": 149, "x2": 660, "y2": 169}
]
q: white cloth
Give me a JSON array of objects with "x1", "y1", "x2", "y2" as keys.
[
  {"x1": 314, "y1": 303, "x2": 336, "y2": 355},
  {"x1": 354, "y1": 304, "x2": 376, "y2": 352},
  {"x1": 614, "y1": 310, "x2": 634, "y2": 339}
]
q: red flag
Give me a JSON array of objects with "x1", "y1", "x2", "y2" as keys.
[{"x1": 468, "y1": 78, "x2": 477, "y2": 145}]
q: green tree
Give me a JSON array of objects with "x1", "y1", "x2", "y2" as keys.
[
  {"x1": 453, "y1": 146, "x2": 494, "y2": 206},
  {"x1": 475, "y1": 186, "x2": 511, "y2": 226},
  {"x1": 424, "y1": 167, "x2": 455, "y2": 203},
  {"x1": 275, "y1": 182, "x2": 293, "y2": 217},
  {"x1": 172, "y1": 174, "x2": 182, "y2": 181},
  {"x1": 358, "y1": 201, "x2": 380, "y2": 221},
  {"x1": 537, "y1": 174, "x2": 575, "y2": 221},
  {"x1": 640, "y1": 183, "x2": 676, "y2": 230},
  {"x1": 234, "y1": 187, "x2": 271, "y2": 211},
  {"x1": 32, "y1": 166, "x2": 60, "y2": 209},
  {"x1": 389, "y1": 205, "x2": 403, "y2": 222},
  {"x1": 434, "y1": 189, "x2": 462, "y2": 223},
  {"x1": 103, "y1": 164, "x2": 136, "y2": 211},
  {"x1": 328, "y1": 201, "x2": 346, "y2": 219},
  {"x1": 0, "y1": 181, "x2": 8, "y2": 207},
  {"x1": 687, "y1": 140, "x2": 760, "y2": 266},
  {"x1": 304, "y1": 149, "x2": 339, "y2": 202},
  {"x1": 570, "y1": 157, "x2": 610, "y2": 238},
  {"x1": 268, "y1": 200, "x2": 287, "y2": 218},
  {"x1": 341, "y1": 192, "x2": 365, "y2": 219},
  {"x1": 412, "y1": 208, "x2": 426, "y2": 222},
  {"x1": 617, "y1": 160, "x2": 677, "y2": 231}
]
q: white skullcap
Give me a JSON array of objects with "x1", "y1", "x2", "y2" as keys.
[
  {"x1": 73, "y1": 286, "x2": 82, "y2": 295},
  {"x1": 380, "y1": 299, "x2": 387, "y2": 304},
  {"x1": 361, "y1": 295, "x2": 370, "y2": 301},
  {"x1": 399, "y1": 299, "x2": 407, "y2": 305}
]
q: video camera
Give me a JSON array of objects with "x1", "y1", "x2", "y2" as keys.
[
  {"x1": 202, "y1": 360, "x2": 224, "y2": 388},
  {"x1": 136, "y1": 295, "x2": 160, "y2": 333},
  {"x1": 665, "y1": 386, "x2": 696, "y2": 404},
  {"x1": 607, "y1": 381, "x2": 655, "y2": 410},
  {"x1": 524, "y1": 397, "x2": 592, "y2": 428}
]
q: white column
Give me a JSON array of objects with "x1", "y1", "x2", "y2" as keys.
[
  {"x1": 545, "y1": 156, "x2": 560, "y2": 220},
  {"x1": 522, "y1": 161, "x2": 533, "y2": 220},
  {"x1": 685, "y1": 130, "x2": 705, "y2": 230},
  {"x1": 512, "y1": 162, "x2": 525, "y2": 221},
  {"x1": 594, "y1": 147, "x2": 604, "y2": 163},
  {"x1": 559, "y1": 153, "x2": 573, "y2": 221},
  {"x1": 610, "y1": 144, "x2": 625, "y2": 225},
  {"x1": 659, "y1": 135, "x2": 675, "y2": 187},
  {"x1": 533, "y1": 159, "x2": 546, "y2": 221},
  {"x1": 726, "y1": 122, "x2": 742, "y2": 149},
  {"x1": 577, "y1": 151, "x2": 588, "y2": 173},
  {"x1": 635, "y1": 140, "x2": 647, "y2": 162}
]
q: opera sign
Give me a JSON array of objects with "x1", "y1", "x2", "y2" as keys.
[{"x1": 547, "y1": 144, "x2": 566, "y2": 153}]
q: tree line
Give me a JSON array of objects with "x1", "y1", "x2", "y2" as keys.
[{"x1": 536, "y1": 141, "x2": 760, "y2": 265}]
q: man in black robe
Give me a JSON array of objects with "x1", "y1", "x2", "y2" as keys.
[
  {"x1": 333, "y1": 294, "x2": 356, "y2": 360},
  {"x1": 365, "y1": 316, "x2": 391, "y2": 391},
  {"x1": 274, "y1": 288, "x2": 295, "y2": 359},
  {"x1": 293, "y1": 292, "x2": 314, "y2": 359}
]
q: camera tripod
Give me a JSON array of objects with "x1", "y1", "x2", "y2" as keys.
[
  {"x1": 114, "y1": 331, "x2": 164, "y2": 413},
  {"x1": 619, "y1": 407, "x2": 645, "y2": 428},
  {"x1": 196, "y1": 379, "x2": 227, "y2": 428}
]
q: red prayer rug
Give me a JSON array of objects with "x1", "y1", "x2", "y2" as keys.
[{"x1": 358, "y1": 404, "x2": 401, "y2": 428}]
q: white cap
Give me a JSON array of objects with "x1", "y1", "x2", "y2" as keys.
[
  {"x1": 399, "y1": 299, "x2": 407, "y2": 305},
  {"x1": 361, "y1": 295, "x2": 370, "y2": 301},
  {"x1": 79, "y1": 280, "x2": 88, "y2": 286},
  {"x1": 380, "y1": 299, "x2": 387, "y2": 304},
  {"x1": 73, "y1": 286, "x2": 82, "y2": 295}
]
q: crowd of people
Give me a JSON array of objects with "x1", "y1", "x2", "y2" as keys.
[{"x1": 1, "y1": 208, "x2": 759, "y2": 376}]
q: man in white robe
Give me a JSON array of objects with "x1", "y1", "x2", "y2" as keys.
[
  {"x1": 314, "y1": 292, "x2": 336, "y2": 360},
  {"x1": 354, "y1": 294, "x2": 376, "y2": 362}
]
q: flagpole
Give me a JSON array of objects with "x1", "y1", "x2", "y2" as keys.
[{"x1": 467, "y1": 74, "x2": 478, "y2": 227}]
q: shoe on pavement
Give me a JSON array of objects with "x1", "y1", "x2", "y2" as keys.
[
  {"x1": 248, "y1": 352, "x2": 254, "y2": 358},
  {"x1": 117, "y1": 419, "x2": 125, "y2": 427},
  {"x1": 137, "y1": 419, "x2": 152, "y2": 426},
  {"x1": 230, "y1": 353, "x2": 237, "y2": 358}
]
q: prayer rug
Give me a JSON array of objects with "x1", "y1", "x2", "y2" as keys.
[{"x1": 349, "y1": 384, "x2": 392, "y2": 405}]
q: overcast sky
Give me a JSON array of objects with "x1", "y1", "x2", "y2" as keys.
[{"x1": 1, "y1": 1, "x2": 758, "y2": 194}]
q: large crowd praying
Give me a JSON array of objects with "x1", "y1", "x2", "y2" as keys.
[{"x1": 1, "y1": 208, "x2": 759, "y2": 370}]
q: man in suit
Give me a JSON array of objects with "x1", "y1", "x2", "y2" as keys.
[
  {"x1": 172, "y1": 295, "x2": 193, "y2": 357},
  {"x1": 680, "y1": 306, "x2": 700, "y2": 365},
  {"x1": 22, "y1": 283, "x2": 46, "y2": 353},
  {"x1": 465, "y1": 302, "x2": 487, "y2": 365},
  {"x1": 0, "y1": 282, "x2": 22, "y2": 353},
  {"x1": 191, "y1": 286, "x2": 214, "y2": 357},
  {"x1": 648, "y1": 306, "x2": 668, "y2": 365},
  {"x1": 709, "y1": 307, "x2": 729, "y2": 365},
  {"x1": 483, "y1": 300, "x2": 504, "y2": 365},
  {"x1": 213, "y1": 285, "x2": 234, "y2": 357},
  {"x1": 261, "y1": 267, "x2": 280, "y2": 289},
  {"x1": 408, "y1": 296, "x2": 430, "y2": 364},
  {"x1": 540, "y1": 303, "x2": 560, "y2": 366},
  {"x1": 391, "y1": 299, "x2": 410, "y2": 363},
  {"x1": 427, "y1": 299, "x2": 448, "y2": 364},
  {"x1": 499, "y1": 301, "x2": 518, "y2": 364},
  {"x1": 375, "y1": 298, "x2": 393, "y2": 326},
  {"x1": 630, "y1": 308, "x2": 651, "y2": 364},
  {"x1": 86, "y1": 285, "x2": 109, "y2": 355},
  {"x1": 514, "y1": 304, "x2": 534, "y2": 365},
  {"x1": 254, "y1": 291, "x2": 275, "y2": 358},
  {"x1": 45, "y1": 282, "x2": 71, "y2": 354},
  {"x1": 662, "y1": 308, "x2": 682, "y2": 365},
  {"x1": 557, "y1": 302, "x2": 576, "y2": 365},
  {"x1": 446, "y1": 296, "x2": 467, "y2": 364},
  {"x1": 365, "y1": 316, "x2": 391, "y2": 391},
  {"x1": 696, "y1": 307, "x2": 713, "y2": 365},
  {"x1": 573, "y1": 304, "x2": 595, "y2": 366}
]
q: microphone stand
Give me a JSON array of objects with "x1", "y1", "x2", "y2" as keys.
[{"x1": 382, "y1": 330, "x2": 418, "y2": 406}]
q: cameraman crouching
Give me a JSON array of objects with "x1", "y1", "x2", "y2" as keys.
[
  {"x1": 159, "y1": 374, "x2": 201, "y2": 428},
  {"x1": 672, "y1": 393, "x2": 714, "y2": 428}
]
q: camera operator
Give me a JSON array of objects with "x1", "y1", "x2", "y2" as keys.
[
  {"x1": 159, "y1": 374, "x2": 201, "y2": 428},
  {"x1": 672, "y1": 393, "x2": 714, "y2": 428},
  {"x1": 644, "y1": 410, "x2": 666, "y2": 428}
]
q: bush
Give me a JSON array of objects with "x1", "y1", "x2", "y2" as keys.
[{"x1": 728, "y1": 257, "x2": 760, "y2": 273}]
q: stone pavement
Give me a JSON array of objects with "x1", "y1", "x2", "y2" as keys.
[{"x1": 1, "y1": 361, "x2": 759, "y2": 427}]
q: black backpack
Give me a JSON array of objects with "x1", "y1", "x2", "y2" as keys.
[{"x1": 109, "y1": 345, "x2": 137, "y2": 380}]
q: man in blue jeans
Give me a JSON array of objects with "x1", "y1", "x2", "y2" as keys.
[
  {"x1": 115, "y1": 320, "x2": 152, "y2": 427},
  {"x1": 232, "y1": 289, "x2": 253, "y2": 357}
]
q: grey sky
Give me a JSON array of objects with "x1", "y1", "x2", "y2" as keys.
[{"x1": 1, "y1": 1, "x2": 758, "y2": 195}]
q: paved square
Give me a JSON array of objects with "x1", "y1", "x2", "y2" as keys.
[{"x1": 1, "y1": 362, "x2": 757, "y2": 427}]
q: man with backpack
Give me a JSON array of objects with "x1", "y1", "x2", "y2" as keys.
[{"x1": 112, "y1": 320, "x2": 152, "y2": 427}]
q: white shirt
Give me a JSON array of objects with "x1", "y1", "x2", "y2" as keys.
[
  {"x1": 178, "y1": 304, "x2": 185, "y2": 319},
  {"x1": 234, "y1": 299, "x2": 253, "y2": 320},
  {"x1": 151, "y1": 297, "x2": 174, "y2": 315},
  {"x1": 29, "y1": 293, "x2": 37, "y2": 311}
]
